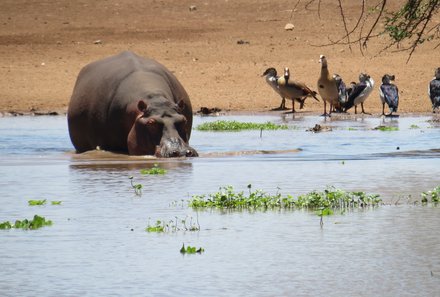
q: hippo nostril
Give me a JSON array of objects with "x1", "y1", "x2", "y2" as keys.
[{"x1": 169, "y1": 150, "x2": 180, "y2": 157}]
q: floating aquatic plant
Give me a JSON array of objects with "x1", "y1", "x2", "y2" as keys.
[
  {"x1": 146, "y1": 215, "x2": 200, "y2": 233},
  {"x1": 140, "y1": 164, "x2": 167, "y2": 175},
  {"x1": 195, "y1": 120, "x2": 288, "y2": 131},
  {"x1": 0, "y1": 215, "x2": 52, "y2": 230},
  {"x1": 188, "y1": 185, "x2": 382, "y2": 211},
  {"x1": 373, "y1": 125, "x2": 399, "y2": 131},
  {"x1": 28, "y1": 199, "x2": 62, "y2": 206},
  {"x1": 180, "y1": 243, "x2": 204, "y2": 254},
  {"x1": 421, "y1": 186, "x2": 440, "y2": 204},
  {"x1": 28, "y1": 199, "x2": 47, "y2": 206},
  {"x1": 146, "y1": 220, "x2": 166, "y2": 233},
  {"x1": 409, "y1": 124, "x2": 420, "y2": 129}
]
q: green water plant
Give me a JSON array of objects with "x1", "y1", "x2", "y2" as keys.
[
  {"x1": 146, "y1": 220, "x2": 166, "y2": 233},
  {"x1": 0, "y1": 215, "x2": 52, "y2": 230},
  {"x1": 180, "y1": 243, "x2": 204, "y2": 254},
  {"x1": 188, "y1": 185, "x2": 382, "y2": 211},
  {"x1": 374, "y1": 125, "x2": 399, "y2": 131},
  {"x1": 409, "y1": 124, "x2": 420, "y2": 129},
  {"x1": 51, "y1": 201, "x2": 62, "y2": 205},
  {"x1": 129, "y1": 176, "x2": 142, "y2": 196},
  {"x1": 146, "y1": 215, "x2": 200, "y2": 233},
  {"x1": 28, "y1": 199, "x2": 47, "y2": 206},
  {"x1": 195, "y1": 120, "x2": 288, "y2": 131},
  {"x1": 140, "y1": 164, "x2": 167, "y2": 175},
  {"x1": 421, "y1": 186, "x2": 440, "y2": 204}
]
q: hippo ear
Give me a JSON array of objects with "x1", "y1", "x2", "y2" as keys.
[{"x1": 137, "y1": 100, "x2": 148, "y2": 112}]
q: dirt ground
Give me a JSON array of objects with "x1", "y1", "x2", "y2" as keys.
[{"x1": 0, "y1": 0, "x2": 439, "y2": 115}]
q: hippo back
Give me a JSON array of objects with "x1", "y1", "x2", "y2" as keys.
[{"x1": 67, "y1": 51, "x2": 193, "y2": 153}]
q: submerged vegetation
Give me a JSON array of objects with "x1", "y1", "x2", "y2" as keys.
[
  {"x1": 189, "y1": 185, "x2": 382, "y2": 211},
  {"x1": 0, "y1": 215, "x2": 52, "y2": 230},
  {"x1": 195, "y1": 120, "x2": 288, "y2": 131}
]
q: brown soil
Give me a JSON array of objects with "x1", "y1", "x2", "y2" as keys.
[{"x1": 0, "y1": 0, "x2": 439, "y2": 115}]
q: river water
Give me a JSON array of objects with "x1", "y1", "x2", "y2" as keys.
[{"x1": 1, "y1": 114, "x2": 439, "y2": 296}]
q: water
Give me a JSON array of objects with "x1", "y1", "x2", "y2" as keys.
[{"x1": 1, "y1": 114, "x2": 440, "y2": 296}]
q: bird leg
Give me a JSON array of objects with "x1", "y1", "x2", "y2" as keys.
[
  {"x1": 360, "y1": 103, "x2": 371, "y2": 115},
  {"x1": 281, "y1": 98, "x2": 286, "y2": 110},
  {"x1": 271, "y1": 98, "x2": 288, "y2": 111},
  {"x1": 291, "y1": 100, "x2": 296, "y2": 113},
  {"x1": 382, "y1": 103, "x2": 385, "y2": 116},
  {"x1": 354, "y1": 105, "x2": 358, "y2": 114},
  {"x1": 321, "y1": 101, "x2": 328, "y2": 117}
]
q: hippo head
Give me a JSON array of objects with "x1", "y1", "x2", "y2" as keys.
[{"x1": 127, "y1": 99, "x2": 198, "y2": 157}]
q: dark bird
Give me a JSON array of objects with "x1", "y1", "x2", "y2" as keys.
[
  {"x1": 262, "y1": 67, "x2": 287, "y2": 110},
  {"x1": 277, "y1": 67, "x2": 319, "y2": 113},
  {"x1": 429, "y1": 67, "x2": 440, "y2": 113},
  {"x1": 317, "y1": 55, "x2": 339, "y2": 116},
  {"x1": 380, "y1": 74, "x2": 399, "y2": 116},
  {"x1": 333, "y1": 73, "x2": 349, "y2": 112},
  {"x1": 343, "y1": 73, "x2": 374, "y2": 114}
]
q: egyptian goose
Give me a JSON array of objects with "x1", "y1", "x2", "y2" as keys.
[
  {"x1": 317, "y1": 55, "x2": 339, "y2": 116},
  {"x1": 262, "y1": 67, "x2": 287, "y2": 110},
  {"x1": 380, "y1": 74, "x2": 399, "y2": 116},
  {"x1": 343, "y1": 73, "x2": 374, "y2": 114},
  {"x1": 277, "y1": 67, "x2": 319, "y2": 113},
  {"x1": 429, "y1": 67, "x2": 440, "y2": 113}
]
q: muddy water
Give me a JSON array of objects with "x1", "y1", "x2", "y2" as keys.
[{"x1": 1, "y1": 114, "x2": 440, "y2": 296}]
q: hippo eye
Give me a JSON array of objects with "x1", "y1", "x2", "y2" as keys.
[
  {"x1": 175, "y1": 119, "x2": 188, "y2": 141},
  {"x1": 146, "y1": 118, "x2": 163, "y2": 134}
]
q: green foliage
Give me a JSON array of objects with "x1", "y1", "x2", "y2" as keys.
[
  {"x1": 316, "y1": 208, "x2": 334, "y2": 217},
  {"x1": 140, "y1": 164, "x2": 167, "y2": 175},
  {"x1": 409, "y1": 124, "x2": 420, "y2": 129},
  {"x1": 145, "y1": 216, "x2": 200, "y2": 233},
  {"x1": 195, "y1": 120, "x2": 288, "y2": 131},
  {"x1": 188, "y1": 185, "x2": 382, "y2": 211},
  {"x1": 0, "y1": 215, "x2": 52, "y2": 230},
  {"x1": 384, "y1": 0, "x2": 438, "y2": 43},
  {"x1": 28, "y1": 199, "x2": 47, "y2": 206},
  {"x1": 0, "y1": 221, "x2": 12, "y2": 229},
  {"x1": 374, "y1": 125, "x2": 399, "y2": 131},
  {"x1": 129, "y1": 176, "x2": 142, "y2": 196},
  {"x1": 180, "y1": 243, "x2": 204, "y2": 254},
  {"x1": 51, "y1": 201, "x2": 62, "y2": 205},
  {"x1": 146, "y1": 220, "x2": 165, "y2": 233},
  {"x1": 421, "y1": 186, "x2": 440, "y2": 204}
]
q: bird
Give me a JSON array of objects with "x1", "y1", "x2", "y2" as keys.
[
  {"x1": 429, "y1": 67, "x2": 440, "y2": 113},
  {"x1": 317, "y1": 55, "x2": 339, "y2": 116},
  {"x1": 343, "y1": 73, "x2": 375, "y2": 114},
  {"x1": 261, "y1": 67, "x2": 288, "y2": 110},
  {"x1": 276, "y1": 67, "x2": 319, "y2": 113},
  {"x1": 380, "y1": 74, "x2": 399, "y2": 116},
  {"x1": 333, "y1": 73, "x2": 349, "y2": 112}
]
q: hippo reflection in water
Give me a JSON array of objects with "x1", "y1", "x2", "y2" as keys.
[{"x1": 67, "y1": 51, "x2": 198, "y2": 157}]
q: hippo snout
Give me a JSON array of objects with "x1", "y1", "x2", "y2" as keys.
[{"x1": 156, "y1": 138, "x2": 198, "y2": 158}]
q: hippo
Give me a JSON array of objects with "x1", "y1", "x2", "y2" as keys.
[{"x1": 67, "y1": 51, "x2": 198, "y2": 157}]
